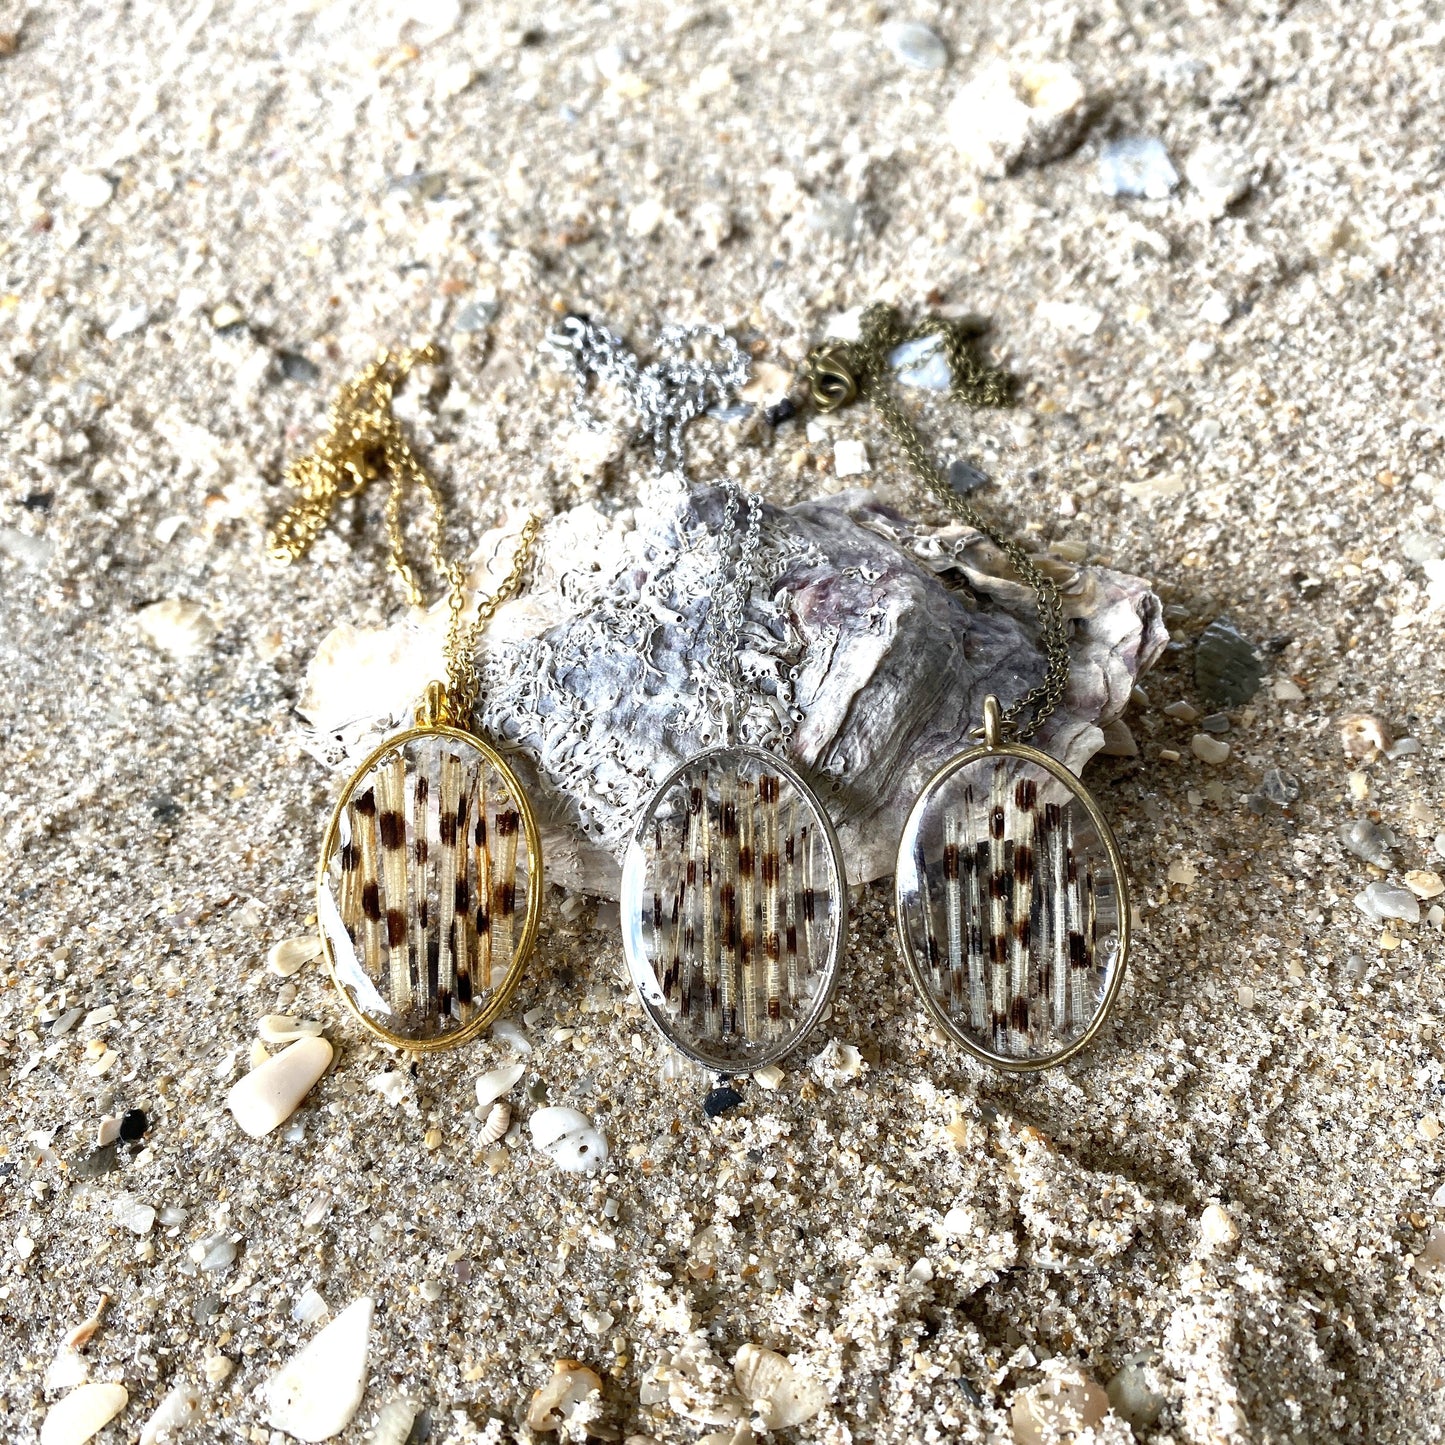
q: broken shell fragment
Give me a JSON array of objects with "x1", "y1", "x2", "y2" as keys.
[
  {"x1": 268, "y1": 935, "x2": 323, "y2": 977},
  {"x1": 226, "y1": 1035, "x2": 333, "y2": 1139},
  {"x1": 1339, "y1": 712, "x2": 1391, "y2": 760},
  {"x1": 258, "y1": 1014, "x2": 325, "y2": 1045},
  {"x1": 733, "y1": 1344, "x2": 826, "y2": 1429},
  {"x1": 365, "y1": 1396, "x2": 421, "y2": 1445},
  {"x1": 1010, "y1": 1366, "x2": 1109, "y2": 1445},
  {"x1": 526, "y1": 1360, "x2": 603, "y2": 1432},
  {"x1": 264, "y1": 1296, "x2": 373, "y2": 1442},
  {"x1": 529, "y1": 1106, "x2": 608, "y2": 1174},
  {"x1": 40, "y1": 1383, "x2": 129, "y2": 1445},
  {"x1": 475, "y1": 1061, "x2": 525, "y2": 1110},
  {"x1": 139, "y1": 1381, "x2": 203, "y2": 1445}
]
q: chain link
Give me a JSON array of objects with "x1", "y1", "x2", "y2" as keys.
[
  {"x1": 804, "y1": 304, "x2": 1070, "y2": 742},
  {"x1": 545, "y1": 314, "x2": 760, "y2": 740},
  {"x1": 267, "y1": 346, "x2": 540, "y2": 725}
]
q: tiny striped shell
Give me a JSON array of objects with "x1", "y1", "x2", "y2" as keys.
[{"x1": 477, "y1": 1101, "x2": 510, "y2": 1146}]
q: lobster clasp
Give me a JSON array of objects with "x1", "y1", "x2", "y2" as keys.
[{"x1": 807, "y1": 343, "x2": 860, "y2": 413}]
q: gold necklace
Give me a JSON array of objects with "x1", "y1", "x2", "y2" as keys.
[
  {"x1": 806, "y1": 306, "x2": 1129, "y2": 1071},
  {"x1": 269, "y1": 347, "x2": 544, "y2": 1052}
]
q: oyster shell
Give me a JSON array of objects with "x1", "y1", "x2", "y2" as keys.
[{"x1": 300, "y1": 486, "x2": 1167, "y2": 896}]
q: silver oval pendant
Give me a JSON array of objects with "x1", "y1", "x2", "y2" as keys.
[
  {"x1": 316, "y1": 725, "x2": 542, "y2": 1051},
  {"x1": 895, "y1": 741, "x2": 1128, "y2": 1070},
  {"x1": 621, "y1": 745, "x2": 847, "y2": 1073}
]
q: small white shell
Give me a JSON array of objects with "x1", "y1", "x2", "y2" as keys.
[
  {"x1": 367, "y1": 1069, "x2": 414, "y2": 1109},
  {"x1": 40, "y1": 1382, "x2": 129, "y2": 1445},
  {"x1": 226, "y1": 1036, "x2": 333, "y2": 1139},
  {"x1": 136, "y1": 598, "x2": 215, "y2": 657},
  {"x1": 491, "y1": 1019, "x2": 533, "y2": 1054},
  {"x1": 528, "y1": 1106, "x2": 608, "y2": 1174},
  {"x1": 268, "y1": 935, "x2": 322, "y2": 977},
  {"x1": 264, "y1": 1296, "x2": 373, "y2": 1443},
  {"x1": 365, "y1": 1396, "x2": 420, "y2": 1445},
  {"x1": 733, "y1": 1344, "x2": 826, "y2": 1429},
  {"x1": 475, "y1": 1062, "x2": 525, "y2": 1110},
  {"x1": 525, "y1": 1361, "x2": 603, "y2": 1431},
  {"x1": 477, "y1": 1102, "x2": 511, "y2": 1146},
  {"x1": 139, "y1": 1381, "x2": 202, "y2": 1445},
  {"x1": 258, "y1": 1014, "x2": 325, "y2": 1045}
]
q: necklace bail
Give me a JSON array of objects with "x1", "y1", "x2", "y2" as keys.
[
  {"x1": 978, "y1": 694, "x2": 1003, "y2": 749},
  {"x1": 417, "y1": 679, "x2": 453, "y2": 728}
]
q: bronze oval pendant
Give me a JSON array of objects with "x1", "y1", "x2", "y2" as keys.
[
  {"x1": 316, "y1": 725, "x2": 542, "y2": 1051},
  {"x1": 895, "y1": 741, "x2": 1128, "y2": 1070},
  {"x1": 621, "y1": 744, "x2": 847, "y2": 1074}
]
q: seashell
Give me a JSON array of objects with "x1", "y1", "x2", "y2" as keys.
[
  {"x1": 268, "y1": 934, "x2": 322, "y2": 977},
  {"x1": 139, "y1": 1381, "x2": 202, "y2": 1445},
  {"x1": 732, "y1": 1343, "x2": 827, "y2": 1429},
  {"x1": 264, "y1": 1296, "x2": 374, "y2": 1443},
  {"x1": 477, "y1": 1101, "x2": 511, "y2": 1146},
  {"x1": 112, "y1": 1194, "x2": 156, "y2": 1235},
  {"x1": 298, "y1": 488, "x2": 1166, "y2": 897},
  {"x1": 44, "y1": 1347, "x2": 90, "y2": 1393},
  {"x1": 526, "y1": 1360, "x2": 603, "y2": 1432},
  {"x1": 136, "y1": 598, "x2": 216, "y2": 657},
  {"x1": 258, "y1": 1013, "x2": 325, "y2": 1045},
  {"x1": 63, "y1": 1294, "x2": 109, "y2": 1349},
  {"x1": 226, "y1": 1035, "x2": 333, "y2": 1139},
  {"x1": 474, "y1": 1061, "x2": 525, "y2": 1110},
  {"x1": 529, "y1": 1106, "x2": 608, "y2": 1174},
  {"x1": 1339, "y1": 711, "x2": 1392, "y2": 760},
  {"x1": 491, "y1": 1019, "x2": 533, "y2": 1054},
  {"x1": 292, "y1": 1287, "x2": 330, "y2": 1326},
  {"x1": 40, "y1": 1382, "x2": 129, "y2": 1445},
  {"x1": 365, "y1": 1396, "x2": 421, "y2": 1445},
  {"x1": 810, "y1": 1040, "x2": 864, "y2": 1086},
  {"x1": 367, "y1": 1069, "x2": 414, "y2": 1109},
  {"x1": 751, "y1": 1063, "x2": 784, "y2": 1091},
  {"x1": 96, "y1": 1116, "x2": 120, "y2": 1147},
  {"x1": 1011, "y1": 1364, "x2": 1109, "y2": 1445}
]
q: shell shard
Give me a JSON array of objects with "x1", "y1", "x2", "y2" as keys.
[
  {"x1": 896, "y1": 746, "x2": 1126, "y2": 1068},
  {"x1": 622, "y1": 745, "x2": 846, "y2": 1073},
  {"x1": 318, "y1": 729, "x2": 538, "y2": 1048}
]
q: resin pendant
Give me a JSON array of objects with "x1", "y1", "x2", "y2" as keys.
[
  {"x1": 894, "y1": 699, "x2": 1128, "y2": 1070},
  {"x1": 621, "y1": 745, "x2": 847, "y2": 1074},
  {"x1": 316, "y1": 719, "x2": 542, "y2": 1051}
]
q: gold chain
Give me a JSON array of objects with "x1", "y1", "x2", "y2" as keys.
[
  {"x1": 267, "y1": 346, "x2": 541, "y2": 727},
  {"x1": 804, "y1": 303, "x2": 1070, "y2": 742}
]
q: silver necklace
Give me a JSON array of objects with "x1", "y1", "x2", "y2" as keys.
[{"x1": 548, "y1": 316, "x2": 847, "y2": 1075}]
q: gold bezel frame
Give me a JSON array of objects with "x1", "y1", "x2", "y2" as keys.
[
  {"x1": 315, "y1": 723, "x2": 544, "y2": 1053},
  {"x1": 894, "y1": 738, "x2": 1130, "y2": 1073}
]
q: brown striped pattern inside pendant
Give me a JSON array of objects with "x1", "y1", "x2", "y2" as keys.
[
  {"x1": 328, "y1": 734, "x2": 530, "y2": 1042},
  {"x1": 902, "y1": 755, "x2": 1120, "y2": 1060},
  {"x1": 628, "y1": 751, "x2": 841, "y2": 1064}
]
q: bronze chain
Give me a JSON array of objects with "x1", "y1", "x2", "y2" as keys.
[
  {"x1": 267, "y1": 346, "x2": 540, "y2": 726},
  {"x1": 804, "y1": 303, "x2": 1070, "y2": 742}
]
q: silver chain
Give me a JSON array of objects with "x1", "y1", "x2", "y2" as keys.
[{"x1": 544, "y1": 314, "x2": 762, "y2": 743}]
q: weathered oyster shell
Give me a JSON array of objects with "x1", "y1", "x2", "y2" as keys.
[{"x1": 299, "y1": 485, "x2": 1166, "y2": 896}]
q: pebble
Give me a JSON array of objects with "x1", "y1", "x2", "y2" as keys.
[
  {"x1": 1190, "y1": 734, "x2": 1231, "y2": 765},
  {"x1": 210, "y1": 302, "x2": 245, "y2": 330},
  {"x1": 1037, "y1": 299, "x2": 1103, "y2": 338},
  {"x1": 104, "y1": 304, "x2": 150, "y2": 342},
  {"x1": 40, "y1": 1383, "x2": 129, "y2": 1445},
  {"x1": 945, "y1": 60, "x2": 1090, "y2": 177},
  {"x1": 1200, "y1": 712, "x2": 1231, "y2": 734},
  {"x1": 136, "y1": 599, "x2": 216, "y2": 658},
  {"x1": 1187, "y1": 140, "x2": 1253, "y2": 216},
  {"x1": 1353, "y1": 882, "x2": 1421, "y2": 925},
  {"x1": 265, "y1": 1296, "x2": 373, "y2": 1443},
  {"x1": 733, "y1": 1343, "x2": 827, "y2": 1429},
  {"x1": 368, "y1": 1069, "x2": 414, "y2": 1108},
  {"x1": 475, "y1": 1061, "x2": 526, "y2": 1110},
  {"x1": 833, "y1": 439, "x2": 869, "y2": 477},
  {"x1": 453, "y1": 296, "x2": 498, "y2": 333},
  {"x1": 1273, "y1": 676, "x2": 1305, "y2": 701},
  {"x1": 111, "y1": 1193, "x2": 156, "y2": 1235},
  {"x1": 268, "y1": 934, "x2": 321, "y2": 977},
  {"x1": 73, "y1": 1143, "x2": 119, "y2": 1180},
  {"x1": 96, "y1": 1115, "x2": 120, "y2": 1148},
  {"x1": 752, "y1": 1064, "x2": 785, "y2": 1091},
  {"x1": 1199, "y1": 290, "x2": 1233, "y2": 326},
  {"x1": 1199, "y1": 1202, "x2": 1239, "y2": 1250},
  {"x1": 1106, "y1": 1357, "x2": 1166, "y2": 1429},
  {"x1": 1259, "y1": 768, "x2": 1300, "y2": 806},
  {"x1": 292, "y1": 1287, "x2": 330, "y2": 1326},
  {"x1": 526, "y1": 1361, "x2": 603, "y2": 1432},
  {"x1": 528, "y1": 1106, "x2": 608, "y2": 1174},
  {"x1": 1163, "y1": 700, "x2": 1199, "y2": 722},
  {"x1": 202, "y1": 1354, "x2": 233, "y2": 1385},
  {"x1": 366, "y1": 1396, "x2": 421, "y2": 1445},
  {"x1": 889, "y1": 335, "x2": 952, "y2": 391},
  {"x1": 492, "y1": 1019, "x2": 533, "y2": 1054},
  {"x1": 948, "y1": 459, "x2": 988, "y2": 495},
  {"x1": 58, "y1": 169, "x2": 114, "y2": 210},
  {"x1": 190, "y1": 1233, "x2": 237, "y2": 1272},
  {"x1": 226, "y1": 1035, "x2": 333, "y2": 1139},
  {"x1": 703, "y1": 1086, "x2": 745, "y2": 1117},
  {"x1": 1340, "y1": 713, "x2": 1391, "y2": 760},
  {"x1": 1405, "y1": 870, "x2": 1444, "y2": 900},
  {"x1": 1340, "y1": 819, "x2": 1393, "y2": 867},
  {"x1": 1098, "y1": 136, "x2": 1178, "y2": 200},
  {"x1": 627, "y1": 198, "x2": 667, "y2": 239},
  {"x1": 880, "y1": 20, "x2": 947, "y2": 71},
  {"x1": 138, "y1": 1382, "x2": 202, "y2": 1445},
  {"x1": 1386, "y1": 736, "x2": 1421, "y2": 760},
  {"x1": 119, "y1": 1108, "x2": 147, "y2": 1142},
  {"x1": 1194, "y1": 619, "x2": 1264, "y2": 707},
  {"x1": 277, "y1": 350, "x2": 320, "y2": 384}
]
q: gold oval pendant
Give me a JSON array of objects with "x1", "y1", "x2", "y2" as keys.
[
  {"x1": 895, "y1": 740, "x2": 1128, "y2": 1071},
  {"x1": 316, "y1": 725, "x2": 542, "y2": 1051},
  {"x1": 621, "y1": 745, "x2": 848, "y2": 1074}
]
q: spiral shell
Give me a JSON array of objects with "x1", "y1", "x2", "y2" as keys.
[{"x1": 477, "y1": 1101, "x2": 510, "y2": 1146}]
